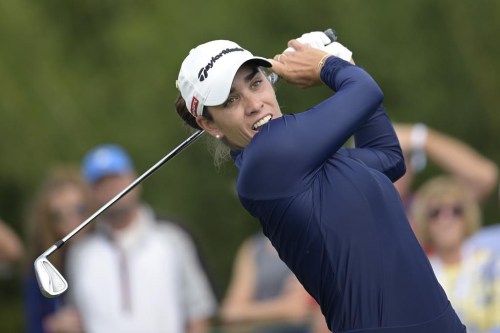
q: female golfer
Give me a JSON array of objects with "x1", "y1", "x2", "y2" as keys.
[{"x1": 175, "y1": 37, "x2": 466, "y2": 332}]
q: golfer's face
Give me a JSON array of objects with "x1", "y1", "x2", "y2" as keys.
[{"x1": 207, "y1": 65, "x2": 281, "y2": 149}]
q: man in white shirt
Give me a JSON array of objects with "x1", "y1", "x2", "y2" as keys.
[{"x1": 67, "y1": 144, "x2": 217, "y2": 333}]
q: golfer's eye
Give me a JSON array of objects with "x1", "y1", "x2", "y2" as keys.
[
  {"x1": 251, "y1": 79, "x2": 263, "y2": 89},
  {"x1": 223, "y1": 96, "x2": 238, "y2": 107}
]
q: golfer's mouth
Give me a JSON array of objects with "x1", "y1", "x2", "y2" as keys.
[{"x1": 252, "y1": 115, "x2": 272, "y2": 131}]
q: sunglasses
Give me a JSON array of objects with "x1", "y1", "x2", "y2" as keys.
[
  {"x1": 50, "y1": 204, "x2": 88, "y2": 223},
  {"x1": 427, "y1": 204, "x2": 464, "y2": 220}
]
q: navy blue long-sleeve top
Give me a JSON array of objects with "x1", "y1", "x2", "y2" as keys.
[{"x1": 231, "y1": 57, "x2": 465, "y2": 332}]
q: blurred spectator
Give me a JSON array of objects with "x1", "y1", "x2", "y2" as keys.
[
  {"x1": 394, "y1": 123, "x2": 498, "y2": 212},
  {"x1": 66, "y1": 144, "x2": 217, "y2": 333},
  {"x1": 23, "y1": 166, "x2": 91, "y2": 333},
  {"x1": 0, "y1": 218, "x2": 24, "y2": 264},
  {"x1": 310, "y1": 306, "x2": 332, "y2": 333},
  {"x1": 412, "y1": 176, "x2": 500, "y2": 333},
  {"x1": 467, "y1": 223, "x2": 500, "y2": 255},
  {"x1": 220, "y1": 230, "x2": 323, "y2": 333},
  {"x1": 467, "y1": 184, "x2": 500, "y2": 255}
]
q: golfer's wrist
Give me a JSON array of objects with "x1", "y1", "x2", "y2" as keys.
[
  {"x1": 318, "y1": 54, "x2": 332, "y2": 72},
  {"x1": 319, "y1": 55, "x2": 347, "y2": 88}
]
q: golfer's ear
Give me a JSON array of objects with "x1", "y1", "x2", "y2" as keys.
[{"x1": 196, "y1": 116, "x2": 222, "y2": 139}]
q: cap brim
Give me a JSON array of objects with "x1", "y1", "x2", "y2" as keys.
[
  {"x1": 204, "y1": 56, "x2": 272, "y2": 107},
  {"x1": 249, "y1": 57, "x2": 272, "y2": 68}
]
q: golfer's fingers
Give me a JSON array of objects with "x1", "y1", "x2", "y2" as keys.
[{"x1": 287, "y1": 39, "x2": 307, "y2": 51}]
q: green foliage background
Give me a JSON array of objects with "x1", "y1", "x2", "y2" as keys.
[{"x1": 0, "y1": 0, "x2": 498, "y2": 331}]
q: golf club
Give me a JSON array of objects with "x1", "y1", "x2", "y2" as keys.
[
  {"x1": 34, "y1": 28, "x2": 339, "y2": 298},
  {"x1": 34, "y1": 129, "x2": 205, "y2": 297}
]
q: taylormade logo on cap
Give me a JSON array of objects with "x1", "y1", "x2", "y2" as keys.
[
  {"x1": 177, "y1": 40, "x2": 272, "y2": 118},
  {"x1": 197, "y1": 47, "x2": 245, "y2": 82}
]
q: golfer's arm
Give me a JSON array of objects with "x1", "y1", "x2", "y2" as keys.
[
  {"x1": 297, "y1": 57, "x2": 385, "y2": 165},
  {"x1": 343, "y1": 104, "x2": 406, "y2": 182}
]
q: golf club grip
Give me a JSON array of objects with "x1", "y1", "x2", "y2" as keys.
[{"x1": 324, "y1": 28, "x2": 338, "y2": 43}]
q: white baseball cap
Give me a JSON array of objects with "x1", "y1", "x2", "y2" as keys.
[{"x1": 177, "y1": 40, "x2": 272, "y2": 117}]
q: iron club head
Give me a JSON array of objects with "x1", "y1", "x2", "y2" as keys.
[{"x1": 34, "y1": 248, "x2": 68, "y2": 297}]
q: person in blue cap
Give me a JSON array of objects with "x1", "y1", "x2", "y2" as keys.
[
  {"x1": 174, "y1": 32, "x2": 466, "y2": 332},
  {"x1": 65, "y1": 144, "x2": 218, "y2": 333}
]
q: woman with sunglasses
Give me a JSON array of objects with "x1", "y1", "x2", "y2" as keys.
[
  {"x1": 23, "y1": 166, "x2": 91, "y2": 333},
  {"x1": 412, "y1": 175, "x2": 500, "y2": 333}
]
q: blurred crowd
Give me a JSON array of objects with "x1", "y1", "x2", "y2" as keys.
[{"x1": 0, "y1": 123, "x2": 498, "y2": 333}]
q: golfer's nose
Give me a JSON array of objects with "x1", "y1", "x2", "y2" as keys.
[{"x1": 244, "y1": 96, "x2": 263, "y2": 115}]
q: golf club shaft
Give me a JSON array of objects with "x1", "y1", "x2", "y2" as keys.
[{"x1": 44, "y1": 129, "x2": 205, "y2": 257}]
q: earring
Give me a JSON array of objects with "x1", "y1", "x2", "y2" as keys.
[{"x1": 215, "y1": 134, "x2": 221, "y2": 139}]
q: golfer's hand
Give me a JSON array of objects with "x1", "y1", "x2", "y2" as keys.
[
  {"x1": 270, "y1": 39, "x2": 331, "y2": 88},
  {"x1": 285, "y1": 31, "x2": 354, "y2": 64}
]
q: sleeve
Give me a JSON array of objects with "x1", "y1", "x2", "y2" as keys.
[
  {"x1": 341, "y1": 104, "x2": 406, "y2": 182},
  {"x1": 238, "y1": 57, "x2": 384, "y2": 199}
]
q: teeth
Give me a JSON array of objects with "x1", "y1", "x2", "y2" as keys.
[{"x1": 253, "y1": 115, "x2": 272, "y2": 130}]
